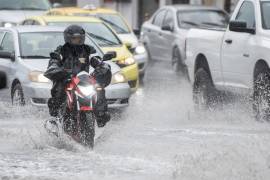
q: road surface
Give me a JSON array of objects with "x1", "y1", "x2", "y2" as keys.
[{"x1": 1, "y1": 60, "x2": 270, "y2": 180}]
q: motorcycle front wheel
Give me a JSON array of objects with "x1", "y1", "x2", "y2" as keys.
[{"x1": 80, "y1": 112, "x2": 95, "y2": 148}]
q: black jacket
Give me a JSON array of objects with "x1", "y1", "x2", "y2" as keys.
[{"x1": 44, "y1": 43, "x2": 107, "y2": 82}]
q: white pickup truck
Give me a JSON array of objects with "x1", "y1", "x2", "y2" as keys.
[{"x1": 186, "y1": 0, "x2": 270, "y2": 120}]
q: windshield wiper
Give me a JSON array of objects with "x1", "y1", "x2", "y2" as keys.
[
  {"x1": 20, "y1": 7, "x2": 48, "y2": 10},
  {"x1": 87, "y1": 32, "x2": 118, "y2": 46},
  {"x1": 180, "y1": 20, "x2": 199, "y2": 27},
  {"x1": 201, "y1": 22, "x2": 224, "y2": 27},
  {"x1": 20, "y1": 55, "x2": 50, "y2": 59},
  {"x1": 98, "y1": 17, "x2": 128, "y2": 34},
  {"x1": 0, "y1": 7, "x2": 20, "y2": 10}
]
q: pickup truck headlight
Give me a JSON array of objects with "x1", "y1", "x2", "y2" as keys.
[
  {"x1": 29, "y1": 71, "x2": 50, "y2": 83},
  {"x1": 111, "y1": 72, "x2": 126, "y2": 84},
  {"x1": 135, "y1": 45, "x2": 146, "y2": 55},
  {"x1": 117, "y1": 57, "x2": 135, "y2": 66}
]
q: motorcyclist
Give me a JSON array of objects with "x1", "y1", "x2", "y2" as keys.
[{"x1": 44, "y1": 25, "x2": 112, "y2": 128}]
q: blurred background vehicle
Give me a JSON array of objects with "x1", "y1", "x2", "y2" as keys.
[
  {"x1": 140, "y1": 5, "x2": 229, "y2": 74},
  {"x1": 45, "y1": 6, "x2": 148, "y2": 79},
  {"x1": 21, "y1": 15, "x2": 139, "y2": 92},
  {"x1": 0, "y1": 26, "x2": 131, "y2": 108},
  {"x1": 0, "y1": 0, "x2": 61, "y2": 28}
]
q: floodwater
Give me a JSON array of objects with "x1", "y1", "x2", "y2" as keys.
[{"x1": 1, "y1": 60, "x2": 270, "y2": 180}]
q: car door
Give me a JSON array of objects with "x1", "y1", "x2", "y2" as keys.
[
  {"x1": 160, "y1": 9, "x2": 175, "y2": 61},
  {"x1": 221, "y1": 1, "x2": 256, "y2": 89},
  {"x1": 146, "y1": 9, "x2": 167, "y2": 60},
  {"x1": 0, "y1": 32, "x2": 16, "y2": 88}
]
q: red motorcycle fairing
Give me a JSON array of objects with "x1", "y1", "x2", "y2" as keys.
[{"x1": 65, "y1": 72, "x2": 97, "y2": 111}]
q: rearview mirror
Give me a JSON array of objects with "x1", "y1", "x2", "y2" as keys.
[
  {"x1": 103, "y1": 51, "x2": 116, "y2": 61},
  {"x1": 161, "y1": 24, "x2": 173, "y2": 32},
  {"x1": 229, "y1": 21, "x2": 255, "y2": 34},
  {"x1": 0, "y1": 51, "x2": 15, "y2": 61}
]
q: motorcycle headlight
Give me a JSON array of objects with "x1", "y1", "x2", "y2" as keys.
[
  {"x1": 118, "y1": 57, "x2": 135, "y2": 66},
  {"x1": 135, "y1": 45, "x2": 146, "y2": 55},
  {"x1": 29, "y1": 71, "x2": 50, "y2": 83},
  {"x1": 111, "y1": 72, "x2": 126, "y2": 84},
  {"x1": 78, "y1": 85, "x2": 95, "y2": 97}
]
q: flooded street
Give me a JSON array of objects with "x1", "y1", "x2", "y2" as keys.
[{"x1": 1, "y1": 60, "x2": 270, "y2": 180}]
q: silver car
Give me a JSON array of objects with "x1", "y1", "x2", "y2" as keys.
[
  {"x1": 141, "y1": 5, "x2": 229, "y2": 72},
  {"x1": 0, "y1": 26, "x2": 131, "y2": 108},
  {"x1": 0, "y1": 0, "x2": 60, "y2": 27}
]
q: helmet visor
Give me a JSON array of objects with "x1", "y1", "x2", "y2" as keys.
[{"x1": 70, "y1": 36, "x2": 83, "y2": 45}]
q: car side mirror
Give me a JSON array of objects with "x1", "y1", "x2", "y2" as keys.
[
  {"x1": 161, "y1": 24, "x2": 173, "y2": 32},
  {"x1": 124, "y1": 42, "x2": 132, "y2": 50},
  {"x1": 103, "y1": 51, "x2": 117, "y2": 61},
  {"x1": 229, "y1": 21, "x2": 255, "y2": 34},
  {"x1": 52, "y1": 3, "x2": 62, "y2": 8},
  {"x1": 0, "y1": 51, "x2": 15, "y2": 61}
]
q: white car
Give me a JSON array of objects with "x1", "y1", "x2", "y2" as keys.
[
  {"x1": 0, "y1": 26, "x2": 131, "y2": 108},
  {"x1": 0, "y1": 0, "x2": 61, "y2": 27},
  {"x1": 186, "y1": 0, "x2": 270, "y2": 120},
  {"x1": 141, "y1": 5, "x2": 229, "y2": 72}
]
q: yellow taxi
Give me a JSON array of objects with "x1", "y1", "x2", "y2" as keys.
[
  {"x1": 46, "y1": 6, "x2": 148, "y2": 79},
  {"x1": 21, "y1": 15, "x2": 139, "y2": 91}
]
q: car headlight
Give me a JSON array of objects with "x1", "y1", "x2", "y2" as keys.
[
  {"x1": 135, "y1": 45, "x2": 146, "y2": 55},
  {"x1": 29, "y1": 71, "x2": 50, "y2": 83},
  {"x1": 0, "y1": 22, "x2": 17, "y2": 27},
  {"x1": 111, "y1": 72, "x2": 126, "y2": 84},
  {"x1": 117, "y1": 57, "x2": 135, "y2": 66}
]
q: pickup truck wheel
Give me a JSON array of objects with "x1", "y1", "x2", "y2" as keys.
[
  {"x1": 253, "y1": 72, "x2": 270, "y2": 121},
  {"x1": 11, "y1": 83, "x2": 25, "y2": 106},
  {"x1": 193, "y1": 68, "x2": 215, "y2": 110}
]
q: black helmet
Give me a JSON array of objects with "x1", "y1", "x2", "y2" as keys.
[{"x1": 64, "y1": 25, "x2": 85, "y2": 46}]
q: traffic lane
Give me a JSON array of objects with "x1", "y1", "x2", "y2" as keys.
[
  {"x1": 0, "y1": 60, "x2": 270, "y2": 179},
  {"x1": 95, "y1": 60, "x2": 270, "y2": 179}
]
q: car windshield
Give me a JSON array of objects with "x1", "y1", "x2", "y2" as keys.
[
  {"x1": 261, "y1": 2, "x2": 270, "y2": 29},
  {"x1": 97, "y1": 14, "x2": 130, "y2": 34},
  {"x1": 0, "y1": 0, "x2": 51, "y2": 11},
  {"x1": 177, "y1": 10, "x2": 229, "y2": 28},
  {"x1": 19, "y1": 32, "x2": 102, "y2": 58},
  {"x1": 48, "y1": 22, "x2": 122, "y2": 47}
]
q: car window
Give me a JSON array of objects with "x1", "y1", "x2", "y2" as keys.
[
  {"x1": 19, "y1": 32, "x2": 103, "y2": 58},
  {"x1": 163, "y1": 10, "x2": 174, "y2": 28},
  {"x1": 33, "y1": 21, "x2": 40, "y2": 25},
  {"x1": 152, "y1": 10, "x2": 167, "y2": 27},
  {"x1": 0, "y1": 0, "x2": 51, "y2": 10},
  {"x1": 177, "y1": 10, "x2": 229, "y2": 28},
  {"x1": 97, "y1": 14, "x2": 130, "y2": 34},
  {"x1": 235, "y1": 1, "x2": 255, "y2": 29},
  {"x1": 23, "y1": 20, "x2": 33, "y2": 25},
  {"x1": 84, "y1": 36, "x2": 103, "y2": 56},
  {"x1": 261, "y1": 2, "x2": 270, "y2": 29},
  {"x1": 47, "y1": 22, "x2": 122, "y2": 47},
  {"x1": 1, "y1": 32, "x2": 14, "y2": 52}
]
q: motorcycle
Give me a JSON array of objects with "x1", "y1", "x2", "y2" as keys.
[{"x1": 44, "y1": 52, "x2": 116, "y2": 148}]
